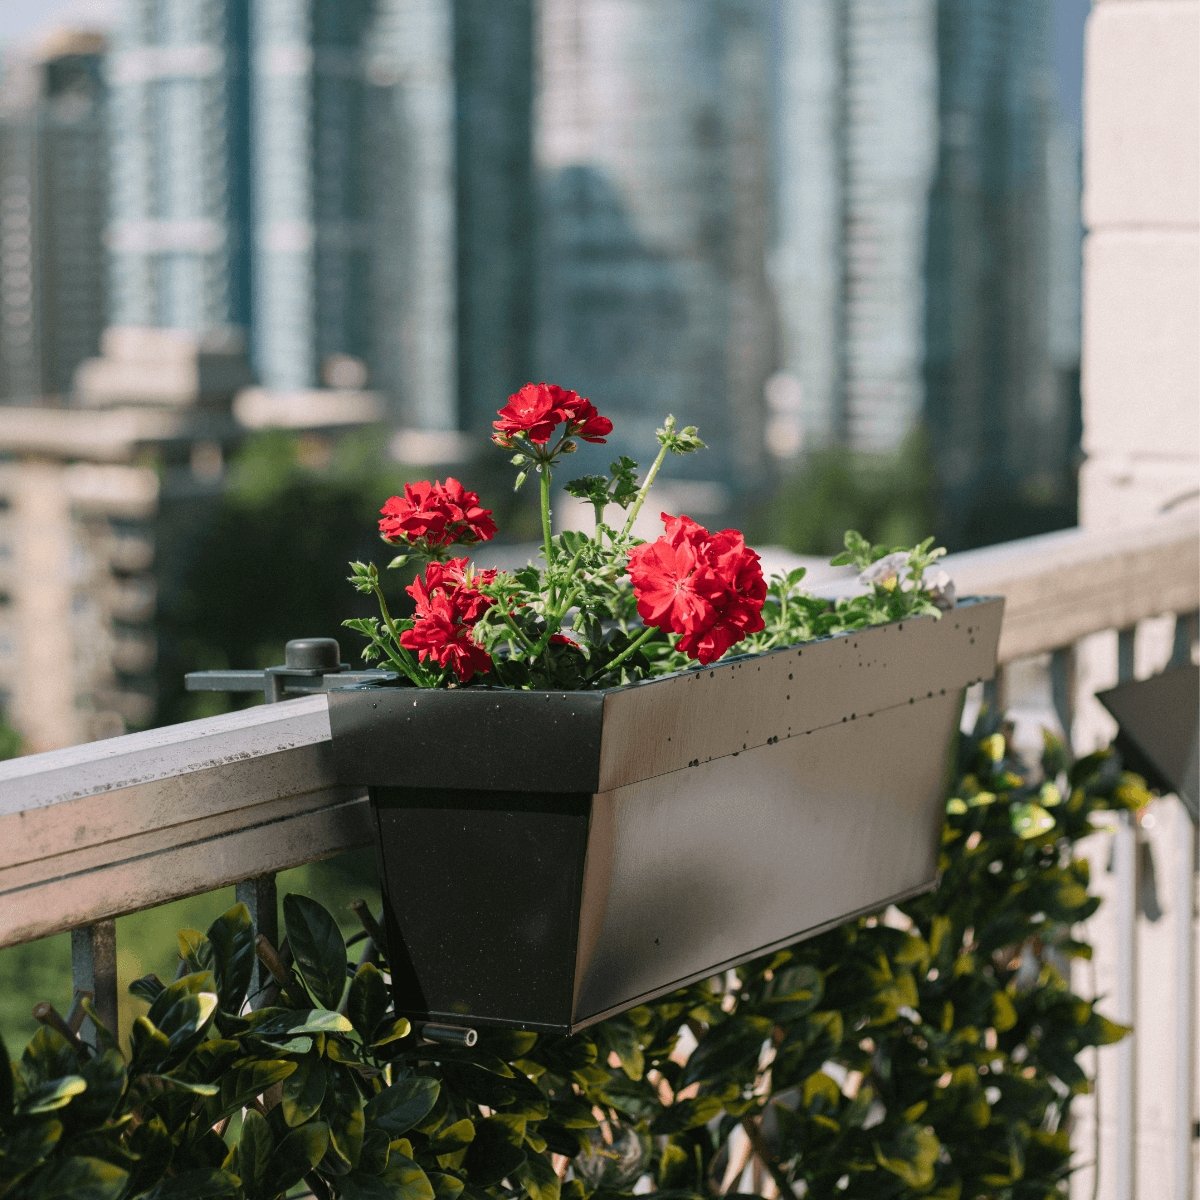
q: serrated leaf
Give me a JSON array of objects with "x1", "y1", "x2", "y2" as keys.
[{"x1": 283, "y1": 894, "x2": 348, "y2": 1010}]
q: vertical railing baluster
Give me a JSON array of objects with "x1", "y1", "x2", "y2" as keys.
[
  {"x1": 71, "y1": 920, "x2": 118, "y2": 1045},
  {"x1": 982, "y1": 663, "x2": 1009, "y2": 715},
  {"x1": 1049, "y1": 645, "x2": 1077, "y2": 746},
  {"x1": 1170, "y1": 609, "x2": 1198, "y2": 668},
  {"x1": 237, "y1": 874, "x2": 279, "y2": 1009},
  {"x1": 1114, "y1": 624, "x2": 1139, "y2": 1198},
  {"x1": 1174, "y1": 811, "x2": 1197, "y2": 1200}
]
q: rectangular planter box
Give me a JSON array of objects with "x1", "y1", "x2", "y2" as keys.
[{"x1": 328, "y1": 596, "x2": 1003, "y2": 1033}]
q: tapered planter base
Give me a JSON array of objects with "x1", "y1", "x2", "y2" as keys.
[{"x1": 329, "y1": 597, "x2": 1003, "y2": 1032}]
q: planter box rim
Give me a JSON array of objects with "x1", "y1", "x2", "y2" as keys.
[{"x1": 330, "y1": 594, "x2": 1003, "y2": 702}]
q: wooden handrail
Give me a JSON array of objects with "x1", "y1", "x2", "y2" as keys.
[{"x1": 0, "y1": 509, "x2": 1195, "y2": 950}]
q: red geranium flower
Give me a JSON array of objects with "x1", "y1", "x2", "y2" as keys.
[
  {"x1": 400, "y1": 558, "x2": 497, "y2": 682},
  {"x1": 492, "y1": 383, "x2": 613, "y2": 447},
  {"x1": 378, "y1": 478, "x2": 496, "y2": 549},
  {"x1": 627, "y1": 514, "x2": 767, "y2": 665}
]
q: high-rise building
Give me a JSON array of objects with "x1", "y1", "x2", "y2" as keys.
[
  {"x1": 364, "y1": 0, "x2": 535, "y2": 431},
  {"x1": 0, "y1": 31, "x2": 107, "y2": 402},
  {"x1": 535, "y1": 0, "x2": 774, "y2": 496},
  {"x1": 774, "y1": 0, "x2": 1081, "y2": 542},
  {"x1": 251, "y1": 0, "x2": 372, "y2": 391},
  {"x1": 106, "y1": 0, "x2": 252, "y2": 338}
]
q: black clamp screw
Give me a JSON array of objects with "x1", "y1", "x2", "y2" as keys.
[{"x1": 186, "y1": 637, "x2": 391, "y2": 703}]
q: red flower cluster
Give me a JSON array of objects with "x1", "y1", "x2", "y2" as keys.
[
  {"x1": 400, "y1": 558, "x2": 497, "y2": 682},
  {"x1": 627, "y1": 514, "x2": 767, "y2": 665},
  {"x1": 378, "y1": 478, "x2": 496, "y2": 550},
  {"x1": 492, "y1": 383, "x2": 613, "y2": 447}
]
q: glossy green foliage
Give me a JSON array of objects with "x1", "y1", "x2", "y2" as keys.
[{"x1": 1, "y1": 717, "x2": 1147, "y2": 1198}]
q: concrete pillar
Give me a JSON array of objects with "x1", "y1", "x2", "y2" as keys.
[{"x1": 1075, "y1": 3, "x2": 1199, "y2": 1196}]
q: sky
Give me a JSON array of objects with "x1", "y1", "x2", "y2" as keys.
[{"x1": 0, "y1": 0, "x2": 116, "y2": 46}]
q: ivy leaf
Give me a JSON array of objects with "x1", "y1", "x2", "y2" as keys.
[{"x1": 283, "y1": 894, "x2": 349, "y2": 1010}]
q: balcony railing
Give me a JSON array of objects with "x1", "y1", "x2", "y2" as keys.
[{"x1": 0, "y1": 508, "x2": 1197, "y2": 1194}]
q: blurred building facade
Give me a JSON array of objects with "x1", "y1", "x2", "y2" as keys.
[
  {"x1": 0, "y1": 30, "x2": 107, "y2": 401},
  {"x1": 364, "y1": 0, "x2": 535, "y2": 433},
  {"x1": 773, "y1": 0, "x2": 1083, "y2": 542},
  {"x1": 106, "y1": 0, "x2": 253, "y2": 337},
  {"x1": 536, "y1": 0, "x2": 774, "y2": 498}
]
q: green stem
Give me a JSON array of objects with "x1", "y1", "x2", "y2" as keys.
[
  {"x1": 592, "y1": 625, "x2": 659, "y2": 682},
  {"x1": 528, "y1": 585, "x2": 583, "y2": 660},
  {"x1": 372, "y1": 583, "x2": 426, "y2": 686},
  {"x1": 621, "y1": 442, "x2": 671, "y2": 538},
  {"x1": 539, "y1": 466, "x2": 554, "y2": 569}
]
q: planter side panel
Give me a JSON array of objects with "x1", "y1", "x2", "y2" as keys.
[
  {"x1": 573, "y1": 692, "x2": 963, "y2": 1025},
  {"x1": 372, "y1": 788, "x2": 591, "y2": 1030},
  {"x1": 596, "y1": 598, "x2": 1002, "y2": 792}
]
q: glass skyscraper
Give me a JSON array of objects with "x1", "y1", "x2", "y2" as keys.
[
  {"x1": 106, "y1": 0, "x2": 252, "y2": 339},
  {"x1": 0, "y1": 32, "x2": 108, "y2": 401}
]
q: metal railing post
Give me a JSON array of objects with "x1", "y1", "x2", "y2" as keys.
[
  {"x1": 1113, "y1": 625, "x2": 1139, "y2": 1198},
  {"x1": 71, "y1": 920, "x2": 117, "y2": 1046},
  {"x1": 236, "y1": 875, "x2": 279, "y2": 1009}
]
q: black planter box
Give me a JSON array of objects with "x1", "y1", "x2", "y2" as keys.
[{"x1": 328, "y1": 596, "x2": 1003, "y2": 1033}]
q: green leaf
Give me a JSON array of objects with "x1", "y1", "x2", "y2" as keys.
[
  {"x1": 235, "y1": 1109, "x2": 272, "y2": 1195},
  {"x1": 217, "y1": 1059, "x2": 297, "y2": 1118},
  {"x1": 283, "y1": 894, "x2": 349, "y2": 1010},
  {"x1": 0, "y1": 1030, "x2": 12, "y2": 1121},
  {"x1": 249, "y1": 1009, "x2": 354, "y2": 1038},
  {"x1": 514, "y1": 1152, "x2": 561, "y2": 1200},
  {"x1": 129, "y1": 974, "x2": 166, "y2": 1004},
  {"x1": 323, "y1": 1064, "x2": 366, "y2": 1171},
  {"x1": 1012, "y1": 802, "x2": 1056, "y2": 839},
  {"x1": 347, "y1": 963, "x2": 390, "y2": 1040},
  {"x1": 175, "y1": 930, "x2": 213, "y2": 974},
  {"x1": 145, "y1": 973, "x2": 219, "y2": 1054},
  {"x1": 24, "y1": 1156, "x2": 128, "y2": 1200},
  {"x1": 364, "y1": 1076, "x2": 440, "y2": 1136},
  {"x1": 18, "y1": 1074, "x2": 87, "y2": 1115},
  {"x1": 266, "y1": 1122, "x2": 330, "y2": 1192},
  {"x1": 463, "y1": 1117, "x2": 526, "y2": 1186},
  {"x1": 371, "y1": 1017, "x2": 412, "y2": 1048},
  {"x1": 144, "y1": 1168, "x2": 241, "y2": 1199},
  {"x1": 340, "y1": 1156, "x2": 435, "y2": 1200},
  {"x1": 206, "y1": 903, "x2": 255, "y2": 1014},
  {"x1": 282, "y1": 1056, "x2": 327, "y2": 1127}
]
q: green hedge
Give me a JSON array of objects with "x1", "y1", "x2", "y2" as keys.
[{"x1": 0, "y1": 711, "x2": 1147, "y2": 1199}]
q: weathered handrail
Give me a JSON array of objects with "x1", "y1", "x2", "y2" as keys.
[
  {"x1": 0, "y1": 695, "x2": 370, "y2": 948},
  {"x1": 0, "y1": 508, "x2": 1196, "y2": 952}
]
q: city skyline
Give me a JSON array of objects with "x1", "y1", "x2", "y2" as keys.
[{"x1": 0, "y1": 0, "x2": 1087, "y2": 521}]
